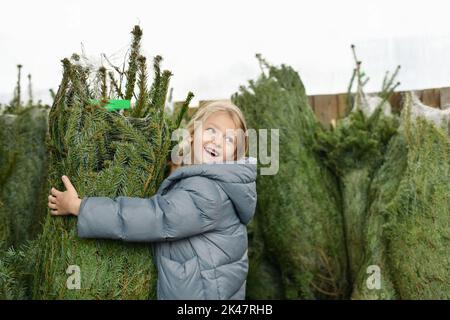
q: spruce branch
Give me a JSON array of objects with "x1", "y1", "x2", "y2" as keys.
[
  {"x1": 174, "y1": 91, "x2": 194, "y2": 130},
  {"x1": 108, "y1": 71, "x2": 123, "y2": 99},
  {"x1": 124, "y1": 25, "x2": 143, "y2": 100},
  {"x1": 149, "y1": 55, "x2": 163, "y2": 107},
  {"x1": 133, "y1": 55, "x2": 149, "y2": 118},
  {"x1": 98, "y1": 66, "x2": 108, "y2": 101},
  {"x1": 13, "y1": 64, "x2": 23, "y2": 110},
  {"x1": 27, "y1": 74, "x2": 33, "y2": 107}
]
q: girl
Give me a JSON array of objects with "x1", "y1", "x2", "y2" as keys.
[{"x1": 47, "y1": 101, "x2": 257, "y2": 300}]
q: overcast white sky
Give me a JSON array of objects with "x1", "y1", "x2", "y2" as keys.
[{"x1": 1, "y1": 0, "x2": 450, "y2": 105}]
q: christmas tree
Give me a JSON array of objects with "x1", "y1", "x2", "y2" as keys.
[
  {"x1": 0, "y1": 107, "x2": 48, "y2": 248},
  {"x1": 351, "y1": 92, "x2": 450, "y2": 299},
  {"x1": 30, "y1": 25, "x2": 192, "y2": 299},
  {"x1": 232, "y1": 55, "x2": 348, "y2": 299},
  {"x1": 314, "y1": 46, "x2": 400, "y2": 298},
  {"x1": 0, "y1": 65, "x2": 49, "y2": 299}
]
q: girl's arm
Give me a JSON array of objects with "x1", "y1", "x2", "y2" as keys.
[{"x1": 49, "y1": 175, "x2": 223, "y2": 242}]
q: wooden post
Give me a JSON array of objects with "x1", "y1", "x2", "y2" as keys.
[
  {"x1": 440, "y1": 87, "x2": 450, "y2": 109},
  {"x1": 421, "y1": 88, "x2": 440, "y2": 108},
  {"x1": 307, "y1": 96, "x2": 315, "y2": 113},
  {"x1": 389, "y1": 91, "x2": 403, "y2": 114},
  {"x1": 337, "y1": 93, "x2": 348, "y2": 118},
  {"x1": 313, "y1": 94, "x2": 339, "y2": 128}
]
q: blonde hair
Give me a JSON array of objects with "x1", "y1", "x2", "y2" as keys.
[{"x1": 169, "y1": 100, "x2": 249, "y2": 174}]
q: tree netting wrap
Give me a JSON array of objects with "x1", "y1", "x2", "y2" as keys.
[
  {"x1": 348, "y1": 121, "x2": 406, "y2": 299},
  {"x1": 232, "y1": 56, "x2": 348, "y2": 299},
  {"x1": 0, "y1": 107, "x2": 48, "y2": 249},
  {"x1": 28, "y1": 26, "x2": 192, "y2": 299},
  {"x1": 352, "y1": 92, "x2": 450, "y2": 299},
  {"x1": 408, "y1": 92, "x2": 450, "y2": 130}
]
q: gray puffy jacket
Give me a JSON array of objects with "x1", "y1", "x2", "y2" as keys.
[{"x1": 77, "y1": 158, "x2": 257, "y2": 300}]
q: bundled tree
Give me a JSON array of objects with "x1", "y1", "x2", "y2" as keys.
[
  {"x1": 351, "y1": 92, "x2": 450, "y2": 299},
  {"x1": 232, "y1": 55, "x2": 348, "y2": 299},
  {"x1": 0, "y1": 65, "x2": 49, "y2": 299},
  {"x1": 314, "y1": 46, "x2": 400, "y2": 298},
  {"x1": 30, "y1": 26, "x2": 192, "y2": 299},
  {"x1": 0, "y1": 64, "x2": 49, "y2": 248}
]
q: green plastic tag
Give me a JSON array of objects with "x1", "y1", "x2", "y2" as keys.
[{"x1": 90, "y1": 99, "x2": 131, "y2": 111}]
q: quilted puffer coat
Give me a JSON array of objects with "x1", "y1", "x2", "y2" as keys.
[{"x1": 77, "y1": 157, "x2": 257, "y2": 299}]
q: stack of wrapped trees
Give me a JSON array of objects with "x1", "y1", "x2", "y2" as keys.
[
  {"x1": 315, "y1": 47, "x2": 450, "y2": 299},
  {"x1": 237, "y1": 48, "x2": 449, "y2": 299}
]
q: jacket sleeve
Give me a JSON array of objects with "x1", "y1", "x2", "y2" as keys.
[{"x1": 76, "y1": 176, "x2": 223, "y2": 242}]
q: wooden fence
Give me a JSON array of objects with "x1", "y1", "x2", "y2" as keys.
[
  {"x1": 175, "y1": 86, "x2": 450, "y2": 128},
  {"x1": 308, "y1": 87, "x2": 450, "y2": 127}
]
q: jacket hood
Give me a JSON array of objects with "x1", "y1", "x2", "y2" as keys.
[{"x1": 157, "y1": 157, "x2": 257, "y2": 224}]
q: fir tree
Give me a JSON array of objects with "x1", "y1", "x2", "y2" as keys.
[
  {"x1": 313, "y1": 46, "x2": 400, "y2": 298},
  {"x1": 351, "y1": 92, "x2": 450, "y2": 299},
  {"x1": 0, "y1": 65, "x2": 49, "y2": 249},
  {"x1": 232, "y1": 55, "x2": 348, "y2": 299},
  {"x1": 0, "y1": 66, "x2": 49, "y2": 299},
  {"x1": 30, "y1": 25, "x2": 193, "y2": 299}
]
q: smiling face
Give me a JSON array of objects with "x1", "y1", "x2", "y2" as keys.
[{"x1": 192, "y1": 111, "x2": 239, "y2": 164}]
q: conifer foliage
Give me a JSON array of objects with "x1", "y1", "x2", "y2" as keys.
[
  {"x1": 351, "y1": 93, "x2": 450, "y2": 299},
  {"x1": 1, "y1": 31, "x2": 448, "y2": 300},
  {"x1": 0, "y1": 63, "x2": 49, "y2": 249},
  {"x1": 313, "y1": 46, "x2": 400, "y2": 297},
  {"x1": 0, "y1": 65, "x2": 49, "y2": 299},
  {"x1": 31, "y1": 25, "x2": 193, "y2": 299},
  {"x1": 232, "y1": 55, "x2": 348, "y2": 299},
  {"x1": 0, "y1": 107, "x2": 48, "y2": 248}
]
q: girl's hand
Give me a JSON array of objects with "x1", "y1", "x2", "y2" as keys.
[{"x1": 48, "y1": 175, "x2": 82, "y2": 216}]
